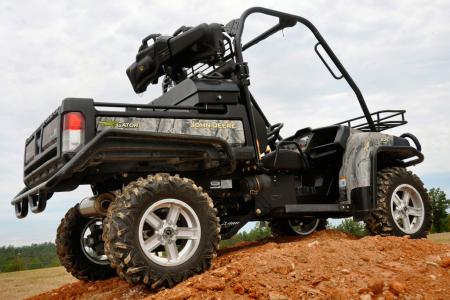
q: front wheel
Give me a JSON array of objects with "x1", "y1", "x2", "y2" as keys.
[
  {"x1": 364, "y1": 167, "x2": 432, "y2": 238},
  {"x1": 103, "y1": 174, "x2": 220, "y2": 288}
]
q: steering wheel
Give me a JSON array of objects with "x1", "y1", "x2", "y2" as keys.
[{"x1": 267, "y1": 123, "x2": 284, "y2": 146}]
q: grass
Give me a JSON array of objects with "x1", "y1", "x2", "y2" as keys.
[
  {"x1": 428, "y1": 232, "x2": 450, "y2": 244},
  {"x1": 0, "y1": 266, "x2": 77, "y2": 300}
]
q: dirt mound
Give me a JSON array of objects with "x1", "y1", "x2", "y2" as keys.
[{"x1": 28, "y1": 230, "x2": 450, "y2": 300}]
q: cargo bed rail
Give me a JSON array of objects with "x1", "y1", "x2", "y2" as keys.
[{"x1": 337, "y1": 110, "x2": 407, "y2": 132}]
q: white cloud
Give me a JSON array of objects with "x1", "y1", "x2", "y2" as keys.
[{"x1": 0, "y1": 0, "x2": 449, "y2": 245}]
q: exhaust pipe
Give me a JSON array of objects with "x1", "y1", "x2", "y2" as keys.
[{"x1": 78, "y1": 193, "x2": 115, "y2": 217}]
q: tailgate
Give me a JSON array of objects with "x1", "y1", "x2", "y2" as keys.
[{"x1": 23, "y1": 108, "x2": 62, "y2": 187}]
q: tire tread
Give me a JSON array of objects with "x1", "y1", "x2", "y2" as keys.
[
  {"x1": 364, "y1": 167, "x2": 432, "y2": 238},
  {"x1": 56, "y1": 205, "x2": 116, "y2": 281},
  {"x1": 103, "y1": 173, "x2": 220, "y2": 288}
]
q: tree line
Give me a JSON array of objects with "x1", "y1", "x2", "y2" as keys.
[
  {"x1": 0, "y1": 242, "x2": 60, "y2": 272},
  {"x1": 429, "y1": 188, "x2": 450, "y2": 233}
]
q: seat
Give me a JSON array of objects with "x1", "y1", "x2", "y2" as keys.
[{"x1": 261, "y1": 149, "x2": 306, "y2": 171}]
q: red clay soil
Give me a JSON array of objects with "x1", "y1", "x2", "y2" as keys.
[{"x1": 28, "y1": 230, "x2": 450, "y2": 300}]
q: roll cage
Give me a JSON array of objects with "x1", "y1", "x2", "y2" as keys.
[
  {"x1": 217, "y1": 7, "x2": 407, "y2": 159},
  {"x1": 231, "y1": 7, "x2": 379, "y2": 160},
  {"x1": 128, "y1": 7, "x2": 407, "y2": 160}
]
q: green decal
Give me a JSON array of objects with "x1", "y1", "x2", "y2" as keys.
[
  {"x1": 98, "y1": 120, "x2": 119, "y2": 127},
  {"x1": 98, "y1": 120, "x2": 140, "y2": 129}
]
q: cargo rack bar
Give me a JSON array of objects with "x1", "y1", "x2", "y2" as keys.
[{"x1": 337, "y1": 110, "x2": 407, "y2": 132}]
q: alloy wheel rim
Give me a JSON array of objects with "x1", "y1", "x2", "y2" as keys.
[
  {"x1": 390, "y1": 184, "x2": 424, "y2": 234},
  {"x1": 138, "y1": 198, "x2": 201, "y2": 267},
  {"x1": 80, "y1": 218, "x2": 109, "y2": 265},
  {"x1": 288, "y1": 218, "x2": 320, "y2": 235}
]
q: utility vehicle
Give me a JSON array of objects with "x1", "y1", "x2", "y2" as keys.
[{"x1": 12, "y1": 7, "x2": 431, "y2": 287}]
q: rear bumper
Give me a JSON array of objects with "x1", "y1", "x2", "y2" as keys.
[{"x1": 12, "y1": 129, "x2": 235, "y2": 219}]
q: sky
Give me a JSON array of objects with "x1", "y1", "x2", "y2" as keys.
[{"x1": 0, "y1": 0, "x2": 449, "y2": 246}]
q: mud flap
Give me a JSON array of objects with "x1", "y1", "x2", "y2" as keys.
[{"x1": 350, "y1": 186, "x2": 372, "y2": 220}]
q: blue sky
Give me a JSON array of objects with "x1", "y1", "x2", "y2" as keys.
[{"x1": 1, "y1": 0, "x2": 449, "y2": 245}]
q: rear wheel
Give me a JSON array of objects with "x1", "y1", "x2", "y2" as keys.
[
  {"x1": 270, "y1": 218, "x2": 326, "y2": 237},
  {"x1": 103, "y1": 173, "x2": 220, "y2": 288},
  {"x1": 364, "y1": 167, "x2": 431, "y2": 238},
  {"x1": 56, "y1": 205, "x2": 116, "y2": 281}
]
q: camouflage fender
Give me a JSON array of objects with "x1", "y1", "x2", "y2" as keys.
[
  {"x1": 96, "y1": 117, "x2": 246, "y2": 146},
  {"x1": 339, "y1": 130, "x2": 393, "y2": 203}
]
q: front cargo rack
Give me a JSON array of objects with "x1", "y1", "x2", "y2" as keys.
[{"x1": 337, "y1": 110, "x2": 407, "y2": 132}]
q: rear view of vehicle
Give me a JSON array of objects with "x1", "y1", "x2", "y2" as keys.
[
  {"x1": 13, "y1": 21, "x2": 248, "y2": 286},
  {"x1": 11, "y1": 7, "x2": 431, "y2": 289}
]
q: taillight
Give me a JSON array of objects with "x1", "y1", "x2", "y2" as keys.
[{"x1": 62, "y1": 112, "x2": 85, "y2": 153}]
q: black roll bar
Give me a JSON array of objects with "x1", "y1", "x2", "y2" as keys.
[{"x1": 233, "y1": 7, "x2": 377, "y2": 133}]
